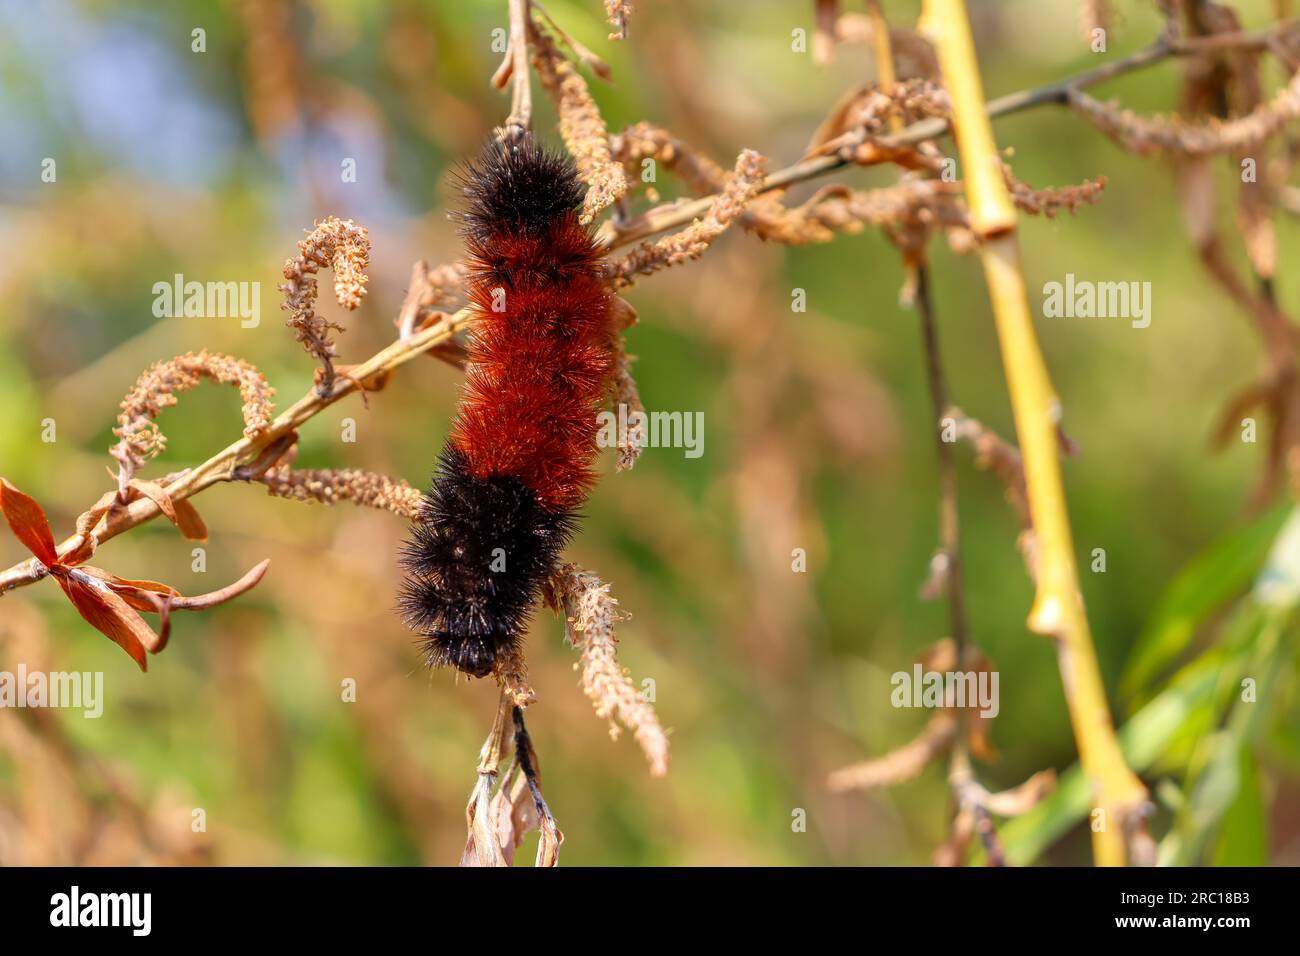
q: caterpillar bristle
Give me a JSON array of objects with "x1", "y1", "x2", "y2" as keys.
[
  {"x1": 455, "y1": 131, "x2": 586, "y2": 244},
  {"x1": 399, "y1": 132, "x2": 616, "y2": 678}
]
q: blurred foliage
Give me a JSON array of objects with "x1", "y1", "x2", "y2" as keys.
[{"x1": 0, "y1": 0, "x2": 1298, "y2": 865}]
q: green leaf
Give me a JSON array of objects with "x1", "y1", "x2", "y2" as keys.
[
  {"x1": 1004, "y1": 600, "x2": 1291, "y2": 866},
  {"x1": 1000, "y1": 659, "x2": 1224, "y2": 866},
  {"x1": 1253, "y1": 507, "x2": 1300, "y2": 608},
  {"x1": 1121, "y1": 504, "x2": 1288, "y2": 701},
  {"x1": 1151, "y1": 606, "x2": 1265, "y2": 775},
  {"x1": 1210, "y1": 750, "x2": 1268, "y2": 866},
  {"x1": 1163, "y1": 609, "x2": 1287, "y2": 864}
]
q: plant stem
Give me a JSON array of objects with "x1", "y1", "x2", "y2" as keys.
[
  {"x1": 505, "y1": 0, "x2": 533, "y2": 130},
  {"x1": 920, "y1": 0, "x2": 1148, "y2": 866},
  {"x1": 599, "y1": 20, "x2": 1293, "y2": 249},
  {"x1": 916, "y1": 267, "x2": 969, "y2": 656},
  {"x1": 0, "y1": 311, "x2": 472, "y2": 595}
]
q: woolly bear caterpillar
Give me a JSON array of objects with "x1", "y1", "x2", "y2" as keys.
[{"x1": 399, "y1": 132, "x2": 617, "y2": 677}]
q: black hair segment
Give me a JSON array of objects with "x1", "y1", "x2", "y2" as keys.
[
  {"x1": 455, "y1": 130, "x2": 586, "y2": 241},
  {"x1": 400, "y1": 130, "x2": 594, "y2": 679},
  {"x1": 398, "y1": 448, "x2": 575, "y2": 678}
]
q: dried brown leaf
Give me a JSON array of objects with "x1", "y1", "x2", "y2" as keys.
[
  {"x1": 0, "y1": 479, "x2": 57, "y2": 566},
  {"x1": 54, "y1": 568, "x2": 158, "y2": 671},
  {"x1": 172, "y1": 499, "x2": 209, "y2": 542}
]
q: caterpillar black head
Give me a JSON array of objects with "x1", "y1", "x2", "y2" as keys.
[{"x1": 457, "y1": 129, "x2": 585, "y2": 242}]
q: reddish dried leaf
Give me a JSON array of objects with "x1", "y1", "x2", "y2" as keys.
[
  {"x1": 0, "y1": 479, "x2": 58, "y2": 566},
  {"x1": 55, "y1": 569, "x2": 158, "y2": 671},
  {"x1": 106, "y1": 575, "x2": 177, "y2": 650},
  {"x1": 77, "y1": 566, "x2": 178, "y2": 611},
  {"x1": 107, "y1": 582, "x2": 175, "y2": 650},
  {"x1": 75, "y1": 491, "x2": 117, "y2": 537},
  {"x1": 172, "y1": 499, "x2": 209, "y2": 541},
  {"x1": 62, "y1": 491, "x2": 118, "y2": 567},
  {"x1": 71, "y1": 561, "x2": 266, "y2": 655},
  {"x1": 128, "y1": 478, "x2": 178, "y2": 523},
  {"x1": 61, "y1": 536, "x2": 96, "y2": 568},
  {"x1": 126, "y1": 479, "x2": 209, "y2": 541}
]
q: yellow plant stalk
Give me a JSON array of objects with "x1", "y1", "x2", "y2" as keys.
[
  {"x1": 866, "y1": 0, "x2": 900, "y2": 97},
  {"x1": 920, "y1": 0, "x2": 1148, "y2": 865}
]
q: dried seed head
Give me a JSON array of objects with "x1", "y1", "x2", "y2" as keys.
[
  {"x1": 112, "y1": 350, "x2": 275, "y2": 484},
  {"x1": 279, "y1": 216, "x2": 371, "y2": 393}
]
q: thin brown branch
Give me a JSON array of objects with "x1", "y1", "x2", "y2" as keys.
[
  {"x1": 0, "y1": 311, "x2": 470, "y2": 596},
  {"x1": 504, "y1": 0, "x2": 532, "y2": 131},
  {"x1": 608, "y1": 149, "x2": 765, "y2": 287},
  {"x1": 827, "y1": 713, "x2": 958, "y2": 792},
  {"x1": 915, "y1": 267, "x2": 970, "y2": 656},
  {"x1": 598, "y1": 19, "x2": 1297, "y2": 250},
  {"x1": 947, "y1": 410, "x2": 1036, "y2": 579},
  {"x1": 1069, "y1": 65, "x2": 1300, "y2": 156}
]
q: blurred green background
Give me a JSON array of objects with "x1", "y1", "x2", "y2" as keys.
[{"x1": 1, "y1": 0, "x2": 1298, "y2": 865}]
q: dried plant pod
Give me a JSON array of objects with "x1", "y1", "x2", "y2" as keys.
[
  {"x1": 257, "y1": 467, "x2": 425, "y2": 520},
  {"x1": 459, "y1": 694, "x2": 561, "y2": 867},
  {"x1": 547, "y1": 564, "x2": 669, "y2": 777},
  {"x1": 280, "y1": 216, "x2": 372, "y2": 394},
  {"x1": 111, "y1": 350, "x2": 275, "y2": 490},
  {"x1": 612, "y1": 349, "x2": 646, "y2": 472},
  {"x1": 609, "y1": 149, "x2": 765, "y2": 288},
  {"x1": 603, "y1": 0, "x2": 632, "y2": 40},
  {"x1": 806, "y1": 79, "x2": 950, "y2": 157},
  {"x1": 530, "y1": 23, "x2": 627, "y2": 223},
  {"x1": 1068, "y1": 67, "x2": 1300, "y2": 157},
  {"x1": 1003, "y1": 169, "x2": 1107, "y2": 218}
]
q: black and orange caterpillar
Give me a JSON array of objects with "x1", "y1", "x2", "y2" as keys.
[{"x1": 399, "y1": 132, "x2": 617, "y2": 677}]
